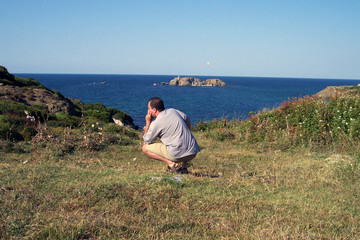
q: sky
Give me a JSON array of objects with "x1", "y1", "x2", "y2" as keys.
[{"x1": 1, "y1": 0, "x2": 359, "y2": 79}]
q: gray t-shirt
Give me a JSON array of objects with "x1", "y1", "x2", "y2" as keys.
[{"x1": 143, "y1": 108, "x2": 200, "y2": 159}]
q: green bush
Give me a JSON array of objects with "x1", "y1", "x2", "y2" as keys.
[
  {"x1": 83, "y1": 103, "x2": 134, "y2": 126},
  {"x1": 103, "y1": 123, "x2": 138, "y2": 139},
  {"x1": 194, "y1": 118, "x2": 238, "y2": 141},
  {"x1": 53, "y1": 112, "x2": 81, "y2": 127},
  {"x1": 242, "y1": 95, "x2": 360, "y2": 148}
]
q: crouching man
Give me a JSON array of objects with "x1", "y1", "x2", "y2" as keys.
[{"x1": 142, "y1": 97, "x2": 200, "y2": 173}]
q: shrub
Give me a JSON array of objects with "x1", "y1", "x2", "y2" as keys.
[
  {"x1": 53, "y1": 112, "x2": 81, "y2": 127},
  {"x1": 194, "y1": 118, "x2": 237, "y2": 141},
  {"x1": 241, "y1": 94, "x2": 360, "y2": 149},
  {"x1": 103, "y1": 123, "x2": 138, "y2": 139},
  {"x1": 82, "y1": 103, "x2": 134, "y2": 126}
]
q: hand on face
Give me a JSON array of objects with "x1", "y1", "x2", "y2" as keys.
[{"x1": 146, "y1": 108, "x2": 154, "y2": 122}]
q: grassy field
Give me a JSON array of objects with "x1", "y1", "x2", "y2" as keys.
[{"x1": 1, "y1": 94, "x2": 360, "y2": 239}]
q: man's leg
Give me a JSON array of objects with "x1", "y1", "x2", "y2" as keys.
[{"x1": 142, "y1": 143, "x2": 178, "y2": 169}]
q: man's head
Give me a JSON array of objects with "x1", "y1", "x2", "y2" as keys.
[
  {"x1": 149, "y1": 97, "x2": 165, "y2": 111},
  {"x1": 148, "y1": 97, "x2": 165, "y2": 117}
]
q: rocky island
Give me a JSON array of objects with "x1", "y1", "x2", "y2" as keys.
[{"x1": 169, "y1": 77, "x2": 227, "y2": 87}]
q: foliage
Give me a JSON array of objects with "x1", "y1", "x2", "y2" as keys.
[
  {"x1": 0, "y1": 101, "x2": 46, "y2": 141},
  {"x1": 0, "y1": 100, "x2": 136, "y2": 141},
  {"x1": 0, "y1": 66, "x2": 45, "y2": 89},
  {"x1": 194, "y1": 93, "x2": 360, "y2": 151},
  {"x1": 194, "y1": 118, "x2": 237, "y2": 141},
  {"x1": 240, "y1": 95, "x2": 360, "y2": 150},
  {"x1": 83, "y1": 103, "x2": 133, "y2": 124}
]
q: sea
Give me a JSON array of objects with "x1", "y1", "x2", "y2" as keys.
[{"x1": 15, "y1": 74, "x2": 360, "y2": 127}]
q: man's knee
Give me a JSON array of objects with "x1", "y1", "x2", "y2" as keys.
[{"x1": 142, "y1": 143, "x2": 150, "y2": 154}]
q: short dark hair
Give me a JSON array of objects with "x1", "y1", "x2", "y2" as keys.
[{"x1": 149, "y1": 97, "x2": 165, "y2": 112}]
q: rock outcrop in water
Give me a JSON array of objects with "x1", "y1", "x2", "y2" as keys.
[{"x1": 169, "y1": 77, "x2": 226, "y2": 87}]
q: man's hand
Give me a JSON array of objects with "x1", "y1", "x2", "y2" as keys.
[
  {"x1": 145, "y1": 112, "x2": 153, "y2": 123},
  {"x1": 144, "y1": 112, "x2": 153, "y2": 134}
]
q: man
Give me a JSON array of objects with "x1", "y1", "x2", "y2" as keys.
[{"x1": 142, "y1": 97, "x2": 200, "y2": 173}]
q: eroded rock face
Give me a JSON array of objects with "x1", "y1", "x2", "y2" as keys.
[
  {"x1": 169, "y1": 77, "x2": 202, "y2": 86},
  {"x1": 0, "y1": 85, "x2": 79, "y2": 115},
  {"x1": 203, "y1": 79, "x2": 227, "y2": 86},
  {"x1": 169, "y1": 77, "x2": 226, "y2": 86},
  {"x1": 313, "y1": 86, "x2": 358, "y2": 99}
]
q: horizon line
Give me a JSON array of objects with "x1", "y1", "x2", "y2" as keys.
[{"x1": 13, "y1": 72, "x2": 360, "y2": 81}]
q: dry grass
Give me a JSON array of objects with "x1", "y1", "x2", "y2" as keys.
[{"x1": 1, "y1": 130, "x2": 359, "y2": 239}]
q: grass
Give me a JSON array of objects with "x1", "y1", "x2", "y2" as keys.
[{"x1": 1, "y1": 94, "x2": 360, "y2": 239}]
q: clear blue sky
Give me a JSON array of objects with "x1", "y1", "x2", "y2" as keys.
[{"x1": 1, "y1": 0, "x2": 359, "y2": 79}]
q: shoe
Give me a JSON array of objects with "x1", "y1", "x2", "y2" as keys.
[
  {"x1": 167, "y1": 162, "x2": 179, "y2": 173},
  {"x1": 176, "y1": 167, "x2": 189, "y2": 174}
]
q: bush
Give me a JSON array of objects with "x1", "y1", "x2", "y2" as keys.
[
  {"x1": 242, "y1": 95, "x2": 360, "y2": 149},
  {"x1": 83, "y1": 103, "x2": 134, "y2": 126},
  {"x1": 103, "y1": 123, "x2": 138, "y2": 139},
  {"x1": 53, "y1": 112, "x2": 81, "y2": 127},
  {"x1": 194, "y1": 118, "x2": 237, "y2": 141}
]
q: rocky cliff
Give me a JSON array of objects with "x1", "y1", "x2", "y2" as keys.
[
  {"x1": 169, "y1": 77, "x2": 227, "y2": 86},
  {"x1": 313, "y1": 85, "x2": 360, "y2": 99},
  {"x1": 0, "y1": 66, "x2": 136, "y2": 129},
  {"x1": 0, "y1": 66, "x2": 81, "y2": 116}
]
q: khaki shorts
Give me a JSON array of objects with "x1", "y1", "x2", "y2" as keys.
[
  {"x1": 145, "y1": 143, "x2": 197, "y2": 163},
  {"x1": 145, "y1": 143, "x2": 175, "y2": 161}
]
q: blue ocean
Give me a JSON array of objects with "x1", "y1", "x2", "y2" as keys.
[{"x1": 15, "y1": 74, "x2": 360, "y2": 127}]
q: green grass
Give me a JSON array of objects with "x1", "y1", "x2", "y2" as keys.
[
  {"x1": 1, "y1": 94, "x2": 360, "y2": 239},
  {"x1": 1, "y1": 136, "x2": 359, "y2": 239}
]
